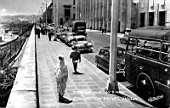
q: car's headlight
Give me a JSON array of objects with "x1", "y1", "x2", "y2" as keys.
[
  {"x1": 167, "y1": 80, "x2": 170, "y2": 87},
  {"x1": 88, "y1": 43, "x2": 93, "y2": 46}
]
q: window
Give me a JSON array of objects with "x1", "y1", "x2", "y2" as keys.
[
  {"x1": 127, "y1": 38, "x2": 161, "y2": 60},
  {"x1": 99, "y1": 49, "x2": 104, "y2": 55},
  {"x1": 104, "y1": 51, "x2": 109, "y2": 59},
  {"x1": 140, "y1": 13, "x2": 145, "y2": 27},
  {"x1": 161, "y1": 44, "x2": 170, "y2": 63},
  {"x1": 73, "y1": 14, "x2": 75, "y2": 20},
  {"x1": 149, "y1": 12, "x2": 154, "y2": 26},
  {"x1": 159, "y1": 11, "x2": 166, "y2": 26}
]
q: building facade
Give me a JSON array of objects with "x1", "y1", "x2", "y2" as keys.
[
  {"x1": 138, "y1": 0, "x2": 170, "y2": 27},
  {"x1": 42, "y1": 3, "x2": 53, "y2": 24},
  {"x1": 75, "y1": 0, "x2": 135, "y2": 32},
  {"x1": 53, "y1": 0, "x2": 76, "y2": 26}
]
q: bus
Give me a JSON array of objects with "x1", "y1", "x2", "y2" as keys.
[
  {"x1": 72, "y1": 20, "x2": 87, "y2": 36},
  {"x1": 125, "y1": 27, "x2": 170, "y2": 107}
]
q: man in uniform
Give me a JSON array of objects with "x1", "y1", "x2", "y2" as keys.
[{"x1": 70, "y1": 47, "x2": 81, "y2": 74}]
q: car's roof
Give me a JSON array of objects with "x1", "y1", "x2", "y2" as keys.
[
  {"x1": 129, "y1": 27, "x2": 170, "y2": 42},
  {"x1": 72, "y1": 20, "x2": 86, "y2": 24}
]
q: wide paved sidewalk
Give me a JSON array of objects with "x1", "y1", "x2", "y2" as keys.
[{"x1": 36, "y1": 34, "x2": 153, "y2": 108}]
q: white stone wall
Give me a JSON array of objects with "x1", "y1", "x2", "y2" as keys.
[
  {"x1": 165, "y1": 0, "x2": 170, "y2": 26},
  {"x1": 53, "y1": 0, "x2": 75, "y2": 26}
]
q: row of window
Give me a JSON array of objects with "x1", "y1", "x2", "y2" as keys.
[
  {"x1": 140, "y1": 11, "x2": 166, "y2": 27},
  {"x1": 128, "y1": 39, "x2": 170, "y2": 63}
]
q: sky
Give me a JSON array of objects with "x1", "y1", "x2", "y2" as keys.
[{"x1": 0, "y1": 0, "x2": 51, "y2": 16}]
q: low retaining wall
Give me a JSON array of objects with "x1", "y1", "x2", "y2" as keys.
[{"x1": 6, "y1": 26, "x2": 37, "y2": 108}]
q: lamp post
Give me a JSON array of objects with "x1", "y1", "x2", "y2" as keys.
[{"x1": 106, "y1": 0, "x2": 120, "y2": 93}]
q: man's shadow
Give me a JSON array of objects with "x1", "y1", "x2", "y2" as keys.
[
  {"x1": 59, "y1": 97, "x2": 72, "y2": 104},
  {"x1": 73, "y1": 71, "x2": 84, "y2": 75}
]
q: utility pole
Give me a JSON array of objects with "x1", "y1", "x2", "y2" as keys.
[{"x1": 106, "y1": 0, "x2": 119, "y2": 93}]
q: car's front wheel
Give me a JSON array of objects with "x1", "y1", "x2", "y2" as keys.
[{"x1": 136, "y1": 73, "x2": 155, "y2": 99}]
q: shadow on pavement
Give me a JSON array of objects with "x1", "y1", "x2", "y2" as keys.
[
  {"x1": 73, "y1": 72, "x2": 84, "y2": 75},
  {"x1": 114, "y1": 92, "x2": 155, "y2": 108}
]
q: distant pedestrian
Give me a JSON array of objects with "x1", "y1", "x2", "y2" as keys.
[
  {"x1": 35, "y1": 24, "x2": 41, "y2": 38},
  {"x1": 48, "y1": 29, "x2": 53, "y2": 41},
  {"x1": 70, "y1": 47, "x2": 81, "y2": 74},
  {"x1": 102, "y1": 28, "x2": 106, "y2": 34},
  {"x1": 56, "y1": 55, "x2": 72, "y2": 103}
]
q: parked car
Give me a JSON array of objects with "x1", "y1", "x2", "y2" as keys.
[
  {"x1": 47, "y1": 23, "x2": 55, "y2": 31},
  {"x1": 54, "y1": 31, "x2": 67, "y2": 41},
  {"x1": 95, "y1": 45, "x2": 126, "y2": 80},
  {"x1": 72, "y1": 40, "x2": 93, "y2": 53},
  {"x1": 66, "y1": 35, "x2": 86, "y2": 46}
]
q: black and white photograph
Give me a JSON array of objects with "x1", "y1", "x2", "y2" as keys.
[{"x1": 0, "y1": 0, "x2": 169, "y2": 108}]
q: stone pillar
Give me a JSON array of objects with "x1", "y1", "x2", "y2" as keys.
[
  {"x1": 99, "y1": 0, "x2": 102, "y2": 30},
  {"x1": 126, "y1": 0, "x2": 132, "y2": 29},
  {"x1": 95, "y1": 0, "x2": 97, "y2": 29},
  {"x1": 81, "y1": 0, "x2": 84, "y2": 20},
  {"x1": 86, "y1": 0, "x2": 89, "y2": 27},
  {"x1": 103, "y1": 0, "x2": 107, "y2": 30},
  {"x1": 145, "y1": 0, "x2": 149, "y2": 26},
  {"x1": 154, "y1": 4, "x2": 159, "y2": 26},
  {"x1": 84, "y1": 0, "x2": 87, "y2": 22},
  {"x1": 89, "y1": 0, "x2": 92, "y2": 28},
  {"x1": 92, "y1": 0, "x2": 95, "y2": 29},
  {"x1": 52, "y1": 0, "x2": 55, "y2": 24},
  {"x1": 53, "y1": 0, "x2": 59, "y2": 26},
  {"x1": 120, "y1": 0, "x2": 127, "y2": 32},
  {"x1": 166, "y1": 0, "x2": 170, "y2": 26},
  {"x1": 75, "y1": 0, "x2": 78, "y2": 20},
  {"x1": 107, "y1": 0, "x2": 111, "y2": 31}
]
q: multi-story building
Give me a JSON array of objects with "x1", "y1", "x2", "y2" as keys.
[
  {"x1": 75, "y1": 0, "x2": 136, "y2": 32},
  {"x1": 138, "y1": 0, "x2": 170, "y2": 27},
  {"x1": 53, "y1": 0, "x2": 76, "y2": 26},
  {"x1": 42, "y1": 3, "x2": 53, "y2": 24}
]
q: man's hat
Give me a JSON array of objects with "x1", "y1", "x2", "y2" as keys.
[
  {"x1": 71, "y1": 46, "x2": 77, "y2": 50},
  {"x1": 58, "y1": 55, "x2": 64, "y2": 60}
]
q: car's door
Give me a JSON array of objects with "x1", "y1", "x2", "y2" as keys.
[
  {"x1": 104, "y1": 50, "x2": 109, "y2": 72},
  {"x1": 99, "y1": 49, "x2": 109, "y2": 72}
]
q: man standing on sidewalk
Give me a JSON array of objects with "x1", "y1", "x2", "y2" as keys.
[
  {"x1": 56, "y1": 56, "x2": 72, "y2": 103},
  {"x1": 70, "y1": 47, "x2": 81, "y2": 74},
  {"x1": 47, "y1": 29, "x2": 53, "y2": 41}
]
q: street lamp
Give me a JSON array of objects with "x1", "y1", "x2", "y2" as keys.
[{"x1": 105, "y1": 0, "x2": 120, "y2": 94}]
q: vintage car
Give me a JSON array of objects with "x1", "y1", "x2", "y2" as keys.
[
  {"x1": 72, "y1": 20, "x2": 87, "y2": 36},
  {"x1": 54, "y1": 31, "x2": 68, "y2": 41},
  {"x1": 66, "y1": 35, "x2": 86, "y2": 46},
  {"x1": 125, "y1": 27, "x2": 170, "y2": 107},
  {"x1": 95, "y1": 45, "x2": 126, "y2": 79},
  {"x1": 72, "y1": 40, "x2": 93, "y2": 53}
]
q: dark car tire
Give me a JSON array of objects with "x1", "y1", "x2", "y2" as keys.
[{"x1": 136, "y1": 73, "x2": 155, "y2": 99}]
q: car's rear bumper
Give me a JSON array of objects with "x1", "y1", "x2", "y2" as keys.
[{"x1": 78, "y1": 47, "x2": 93, "y2": 53}]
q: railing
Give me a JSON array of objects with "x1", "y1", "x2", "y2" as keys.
[
  {"x1": 0, "y1": 28, "x2": 32, "y2": 107},
  {"x1": 0, "y1": 34, "x2": 27, "y2": 70}
]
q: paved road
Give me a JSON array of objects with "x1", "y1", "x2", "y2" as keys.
[{"x1": 83, "y1": 30, "x2": 122, "y2": 65}]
